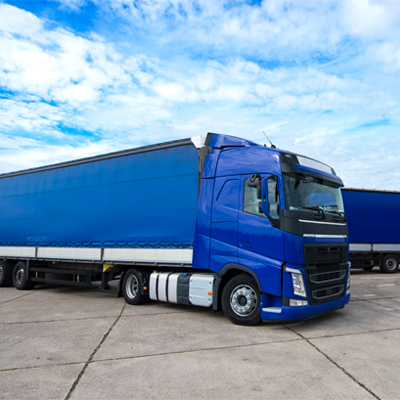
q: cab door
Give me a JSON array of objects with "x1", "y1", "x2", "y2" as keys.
[
  {"x1": 238, "y1": 174, "x2": 284, "y2": 296},
  {"x1": 209, "y1": 177, "x2": 240, "y2": 272}
]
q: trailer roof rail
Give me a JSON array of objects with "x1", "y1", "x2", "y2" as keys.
[{"x1": 0, "y1": 137, "x2": 193, "y2": 179}]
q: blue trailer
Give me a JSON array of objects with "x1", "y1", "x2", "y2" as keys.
[
  {"x1": 342, "y1": 188, "x2": 400, "y2": 273},
  {"x1": 0, "y1": 133, "x2": 350, "y2": 325}
]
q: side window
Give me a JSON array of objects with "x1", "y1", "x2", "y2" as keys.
[
  {"x1": 267, "y1": 176, "x2": 280, "y2": 221},
  {"x1": 243, "y1": 178, "x2": 264, "y2": 217}
]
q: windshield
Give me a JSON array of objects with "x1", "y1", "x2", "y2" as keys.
[{"x1": 283, "y1": 172, "x2": 344, "y2": 213}]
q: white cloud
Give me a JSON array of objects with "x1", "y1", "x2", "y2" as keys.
[
  {"x1": 0, "y1": 1, "x2": 399, "y2": 191},
  {"x1": 95, "y1": 1, "x2": 381, "y2": 61},
  {"x1": 0, "y1": 100, "x2": 65, "y2": 132},
  {"x1": 0, "y1": 3, "x2": 44, "y2": 38},
  {"x1": 0, "y1": 140, "x2": 126, "y2": 174},
  {"x1": 0, "y1": 4, "x2": 130, "y2": 109},
  {"x1": 341, "y1": 0, "x2": 400, "y2": 39}
]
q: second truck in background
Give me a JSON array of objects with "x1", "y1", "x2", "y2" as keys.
[{"x1": 342, "y1": 188, "x2": 400, "y2": 273}]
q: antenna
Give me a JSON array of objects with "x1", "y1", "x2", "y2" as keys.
[{"x1": 263, "y1": 132, "x2": 276, "y2": 149}]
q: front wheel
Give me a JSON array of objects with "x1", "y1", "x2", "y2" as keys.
[
  {"x1": 380, "y1": 255, "x2": 399, "y2": 274},
  {"x1": 122, "y1": 269, "x2": 149, "y2": 305},
  {"x1": 221, "y1": 274, "x2": 261, "y2": 326},
  {"x1": 13, "y1": 262, "x2": 36, "y2": 290}
]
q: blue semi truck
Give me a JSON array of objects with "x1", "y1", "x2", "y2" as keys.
[
  {"x1": 342, "y1": 188, "x2": 400, "y2": 273},
  {"x1": 0, "y1": 133, "x2": 350, "y2": 325}
]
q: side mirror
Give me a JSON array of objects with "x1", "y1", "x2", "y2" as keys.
[
  {"x1": 247, "y1": 174, "x2": 262, "y2": 199},
  {"x1": 261, "y1": 178, "x2": 269, "y2": 216}
]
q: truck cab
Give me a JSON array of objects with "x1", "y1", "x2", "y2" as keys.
[{"x1": 193, "y1": 133, "x2": 350, "y2": 324}]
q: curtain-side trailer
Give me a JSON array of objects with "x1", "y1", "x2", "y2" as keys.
[
  {"x1": 342, "y1": 187, "x2": 400, "y2": 273},
  {"x1": 0, "y1": 133, "x2": 350, "y2": 325}
]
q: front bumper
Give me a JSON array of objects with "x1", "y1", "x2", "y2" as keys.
[{"x1": 260, "y1": 292, "x2": 350, "y2": 322}]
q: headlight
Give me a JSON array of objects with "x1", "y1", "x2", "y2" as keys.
[{"x1": 286, "y1": 267, "x2": 307, "y2": 298}]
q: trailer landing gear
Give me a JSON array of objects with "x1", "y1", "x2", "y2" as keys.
[{"x1": 100, "y1": 272, "x2": 111, "y2": 290}]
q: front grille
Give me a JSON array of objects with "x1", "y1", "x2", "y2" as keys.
[
  {"x1": 309, "y1": 271, "x2": 346, "y2": 284},
  {"x1": 304, "y1": 261, "x2": 348, "y2": 305},
  {"x1": 313, "y1": 285, "x2": 344, "y2": 300}
]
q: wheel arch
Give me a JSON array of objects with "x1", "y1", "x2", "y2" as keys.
[{"x1": 213, "y1": 263, "x2": 261, "y2": 312}]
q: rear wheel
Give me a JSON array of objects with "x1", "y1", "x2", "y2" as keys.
[
  {"x1": 122, "y1": 269, "x2": 149, "y2": 305},
  {"x1": 380, "y1": 255, "x2": 399, "y2": 274},
  {"x1": 0, "y1": 260, "x2": 13, "y2": 287},
  {"x1": 221, "y1": 274, "x2": 261, "y2": 326},
  {"x1": 13, "y1": 261, "x2": 36, "y2": 290}
]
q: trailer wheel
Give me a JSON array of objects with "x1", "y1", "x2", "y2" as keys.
[
  {"x1": 221, "y1": 274, "x2": 261, "y2": 326},
  {"x1": 380, "y1": 255, "x2": 399, "y2": 274},
  {"x1": 122, "y1": 269, "x2": 149, "y2": 305},
  {"x1": 13, "y1": 262, "x2": 36, "y2": 290},
  {"x1": 0, "y1": 260, "x2": 13, "y2": 287}
]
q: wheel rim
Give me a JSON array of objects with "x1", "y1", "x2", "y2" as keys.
[
  {"x1": 126, "y1": 275, "x2": 139, "y2": 299},
  {"x1": 386, "y1": 258, "x2": 397, "y2": 271},
  {"x1": 15, "y1": 267, "x2": 25, "y2": 285},
  {"x1": 230, "y1": 284, "x2": 258, "y2": 317},
  {"x1": 0, "y1": 265, "x2": 3, "y2": 281}
]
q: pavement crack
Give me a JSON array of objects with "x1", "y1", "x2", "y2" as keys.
[
  {"x1": 283, "y1": 324, "x2": 381, "y2": 400},
  {"x1": 362, "y1": 299, "x2": 400, "y2": 311},
  {"x1": 64, "y1": 303, "x2": 126, "y2": 400},
  {"x1": 0, "y1": 292, "x2": 35, "y2": 306},
  {"x1": 0, "y1": 361, "x2": 84, "y2": 373},
  {"x1": 89, "y1": 337, "x2": 303, "y2": 364},
  {"x1": 282, "y1": 326, "x2": 400, "y2": 340}
]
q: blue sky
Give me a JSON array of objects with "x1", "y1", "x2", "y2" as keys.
[{"x1": 0, "y1": 0, "x2": 399, "y2": 189}]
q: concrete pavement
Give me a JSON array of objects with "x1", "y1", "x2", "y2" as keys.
[{"x1": 0, "y1": 269, "x2": 399, "y2": 399}]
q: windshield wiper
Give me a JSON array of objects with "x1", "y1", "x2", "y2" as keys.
[
  {"x1": 302, "y1": 206, "x2": 326, "y2": 219},
  {"x1": 326, "y1": 210, "x2": 346, "y2": 221}
]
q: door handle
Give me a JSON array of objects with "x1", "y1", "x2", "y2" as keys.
[{"x1": 240, "y1": 242, "x2": 252, "y2": 249}]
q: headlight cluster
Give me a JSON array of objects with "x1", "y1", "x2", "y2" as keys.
[
  {"x1": 286, "y1": 267, "x2": 307, "y2": 297},
  {"x1": 286, "y1": 267, "x2": 308, "y2": 306}
]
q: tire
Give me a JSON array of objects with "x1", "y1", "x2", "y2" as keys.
[
  {"x1": 380, "y1": 255, "x2": 399, "y2": 274},
  {"x1": 0, "y1": 260, "x2": 14, "y2": 287},
  {"x1": 13, "y1": 261, "x2": 36, "y2": 290},
  {"x1": 221, "y1": 274, "x2": 261, "y2": 326},
  {"x1": 122, "y1": 269, "x2": 149, "y2": 305}
]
